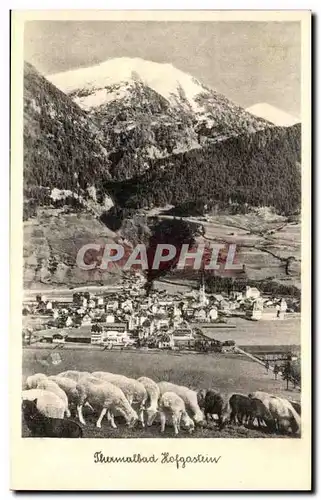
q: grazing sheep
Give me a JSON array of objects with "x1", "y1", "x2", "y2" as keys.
[
  {"x1": 22, "y1": 389, "x2": 66, "y2": 419},
  {"x1": 288, "y1": 400, "x2": 301, "y2": 415},
  {"x1": 137, "y1": 376, "x2": 160, "y2": 426},
  {"x1": 158, "y1": 381, "x2": 204, "y2": 425},
  {"x1": 197, "y1": 388, "x2": 208, "y2": 410},
  {"x1": 92, "y1": 372, "x2": 147, "y2": 426},
  {"x1": 25, "y1": 373, "x2": 47, "y2": 389},
  {"x1": 159, "y1": 392, "x2": 195, "y2": 435},
  {"x1": 76, "y1": 376, "x2": 138, "y2": 429},
  {"x1": 36, "y1": 379, "x2": 71, "y2": 417},
  {"x1": 48, "y1": 375, "x2": 94, "y2": 415},
  {"x1": 200, "y1": 389, "x2": 231, "y2": 428},
  {"x1": 58, "y1": 370, "x2": 91, "y2": 382},
  {"x1": 249, "y1": 391, "x2": 301, "y2": 434},
  {"x1": 229, "y1": 394, "x2": 253, "y2": 425},
  {"x1": 22, "y1": 399, "x2": 83, "y2": 438},
  {"x1": 247, "y1": 398, "x2": 275, "y2": 431}
]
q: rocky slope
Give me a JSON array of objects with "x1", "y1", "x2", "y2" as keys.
[
  {"x1": 48, "y1": 57, "x2": 273, "y2": 180},
  {"x1": 24, "y1": 62, "x2": 111, "y2": 196}
]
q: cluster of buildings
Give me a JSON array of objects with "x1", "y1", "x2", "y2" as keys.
[{"x1": 23, "y1": 275, "x2": 295, "y2": 349}]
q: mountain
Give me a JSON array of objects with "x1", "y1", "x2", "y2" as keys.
[
  {"x1": 24, "y1": 62, "x2": 112, "y2": 198},
  {"x1": 48, "y1": 57, "x2": 273, "y2": 179},
  {"x1": 246, "y1": 103, "x2": 300, "y2": 127},
  {"x1": 105, "y1": 123, "x2": 301, "y2": 215},
  {"x1": 25, "y1": 59, "x2": 301, "y2": 215},
  {"x1": 23, "y1": 60, "x2": 301, "y2": 289}
]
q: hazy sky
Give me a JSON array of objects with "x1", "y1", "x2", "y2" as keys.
[{"x1": 24, "y1": 21, "x2": 301, "y2": 116}]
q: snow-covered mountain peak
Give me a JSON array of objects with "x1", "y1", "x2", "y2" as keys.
[
  {"x1": 246, "y1": 103, "x2": 300, "y2": 127},
  {"x1": 48, "y1": 57, "x2": 206, "y2": 111}
]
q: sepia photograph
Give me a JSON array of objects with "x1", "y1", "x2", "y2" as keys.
[{"x1": 10, "y1": 9, "x2": 311, "y2": 491}]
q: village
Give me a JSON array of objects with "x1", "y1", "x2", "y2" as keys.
[{"x1": 22, "y1": 272, "x2": 300, "y2": 357}]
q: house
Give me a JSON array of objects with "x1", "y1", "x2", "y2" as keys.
[
  {"x1": 121, "y1": 299, "x2": 133, "y2": 312},
  {"x1": 91, "y1": 324, "x2": 103, "y2": 344},
  {"x1": 194, "y1": 308, "x2": 207, "y2": 322},
  {"x1": 230, "y1": 291, "x2": 243, "y2": 301},
  {"x1": 46, "y1": 301, "x2": 53, "y2": 311},
  {"x1": 158, "y1": 334, "x2": 175, "y2": 349},
  {"x1": 219, "y1": 299, "x2": 230, "y2": 313},
  {"x1": 81, "y1": 314, "x2": 92, "y2": 326},
  {"x1": 106, "y1": 314, "x2": 115, "y2": 324},
  {"x1": 154, "y1": 315, "x2": 170, "y2": 331},
  {"x1": 184, "y1": 308, "x2": 195, "y2": 319},
  {"x1": 213, "y1": 294, "x2": 224, "y2": 304},
  {"x1": 245, "y1": 286, "x2": 261, "y2": 300},
  {"x1": 95, "y1": 297, "x2": 104, "y2": 307},
  {"x1": 65, "y1": 316, "x2": 73, "y2": 327},
  {"x1": 88, "y1": 299, "x2": 96, "y2": 309},
  {"x1": 103, "y1": 323, "x2": 128, "y2": 342},
  {"x1": 128, "y1": 315, "x2": 139, "y2": 331},
  {"x1": 52, "y1": 309, "x2": 59, "y2": 319},
  {"x1": 208, "y1": 307, "x2": 218, "y2": 321},
  {"x1": 141, "y1": 318, "x2": 155, "y2": 337},
  {"x1": 246, "y1": 301, "x2": 263, "y2": 321},
  {"x1": 106, "y1": 300, "x2": 119, "y2": 312}
]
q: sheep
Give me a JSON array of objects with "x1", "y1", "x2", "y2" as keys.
[
  {"x1": 49, "y1": 375, "x2": 95, "y2": 414},
  {"x1": 76, "y1": 376, "x2": 138, "y2": 429},
  {"x1": 159, "y1": 392, "x2": 195, "y2": 435},
  {"x1": 25, "y1": 373, "x2": 47, "y2": 389},
  {"x1": 92, "y1": 372, "x2": 147, "y2": 427},
  {"x1": 58, "y1": 370, "x2": 91, "y2": 382},
  {"x1": 197, "y1": 388, "x2": 207, "y2": 410},
  {"x1": 197, "y1": 389, "x2": 231, "y2": 428},
  {"x1": 137, "y1": 376, "x2": 160, "y2": 426},
  {"x1": 22, "y1": 389, "x2": 66, "y2": 419},
  {"x1": 288, "y1": 400, "x2": 301, "y2": 415},
  {"x1": 22, "y1": 399, "x2": 83, "y2": 438},
  {"x1": 36, "y1": 378, "x2": 71, "y2": 418},
  {"x1": 249, "y1": 391, "x2": 301, "y2": 434},
  {"x1": 247, "y1": 398, "x2": 275, "y2": 431},
  {"x1": 229, "y1": 394, "x2": 253, "y2": 425},
  {"x1": 158, "y1": 381, "x2": 204, "y2": 425},
  {"x1": 269, "y1": 397, "x2": 301, "y2": 435}
]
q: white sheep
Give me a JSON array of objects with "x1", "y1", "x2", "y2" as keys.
[
  {"x1": 36, "y1": 379, "x2": 71, "y2": 417},
  {"x1": 48, "y1": 375, "x2": 94, "y2": 414},
  {"x1": 58, "y1": 370, "x2": 91, "y2": 382},
  {"x1": 159, "y1": 391, "x2": 195, "y2": 435},
  {"x1": 137, "y1": 376, "x2": 160, "y2": 426},
  {"x1": 249, "y1": 391, "x2": 301, "y2": 434},
  {"x1": 76, "y1": 376, "x2": 138, "y2": 429},
  {"x1": 25, "y1": 373, "x2": 47, "y2": 389},
  {"x1": 92, "y1": 372, "x2": 147, "y2": 426},
  {"x1": 22, "y1": 389, "x2": 66, "y2": 419},
  {"x1": 158, "y1": 381, "x2": 204, "y2": 425}
]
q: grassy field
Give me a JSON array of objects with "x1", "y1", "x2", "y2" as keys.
[{"x1": 22, "y1": 347, "x2": 300, "y2": 439}]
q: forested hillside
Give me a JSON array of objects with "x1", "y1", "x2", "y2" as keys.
[
  {"x1": 104, "y1": 123, "x2": 301, "y2": 215},
  {"x1": 24, "y1": 62, "x2": 111, "y2": 195}
]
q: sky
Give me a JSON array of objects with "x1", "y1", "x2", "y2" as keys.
[{"x1": 24, "y1": 21, "x2": 301, "y2": 116}]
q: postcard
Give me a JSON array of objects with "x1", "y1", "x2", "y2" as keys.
[{"x1": 10, "y1": 9, "x2": 311, "y2": 491}]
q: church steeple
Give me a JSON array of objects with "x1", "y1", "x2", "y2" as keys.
[{"x1": 199, "y1": 271, "x2": 207, "y2": 306}]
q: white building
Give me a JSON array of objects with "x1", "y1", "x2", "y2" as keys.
[
  {"x1": 245, "y1": 286, "x2": 261, "y2": 300},
  {"x1": 208, "y1": 307, "x2": 218, "y2": 321}
]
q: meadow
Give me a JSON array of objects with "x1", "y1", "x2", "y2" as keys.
[{"x1": 22, "y1": 347, "x2": 300, "y2": 439}]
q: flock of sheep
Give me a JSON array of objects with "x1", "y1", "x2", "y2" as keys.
[{"x1": 21, "y1": 370, "x2": 301, "y2": 438}]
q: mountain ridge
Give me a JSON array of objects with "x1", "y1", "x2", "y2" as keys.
[{"x1": 24, "y1": 60, "x2": 301, "y2": 216}]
